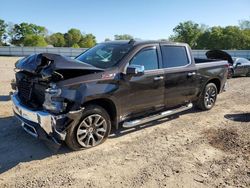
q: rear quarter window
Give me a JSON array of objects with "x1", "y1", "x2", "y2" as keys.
[{"x1": 161, "y1": 46, "x2": 189, "y2": 68}]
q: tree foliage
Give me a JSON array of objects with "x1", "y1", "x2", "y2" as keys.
[
  {"x1": 170, "y1": 20, "x2": 250, "y2": 50},
  {"x1": 0, "y1": 19, "x2": 7, "y2": 45},
  {"x1": 79, "y1": 34, "x2": 96, "y2": 48},
  {"x1": 46, "y1": 32, "x2": 65, "y2": 47},
  {"x1": 23, "y1": 35, "x2": 47, "y2": 47},
  {"x1": 1, "y1": 18, "x2": 250, "y2": 49},
  {"x1": 1, "y1": 19, "x2": 97, "y2": 47},
  {"x1": 72, "y1": 43, "x2": 80, "y2": 48},
  {"x1": 64, "y1": 29, "x2": 96, "y2": 48},
  {"x1": 64, "y1": 28, "x2": 82, "y2": 47},
  {"x1": 114, "y1": 34, "x2": 133, "y2": 40},
  {"x1": 9, "y1": 22, "x2": 48, "y2": 46},
  {"x1": 170, "y1": 21, "x2": 203, "y2": 48},
  {"x1": 239, "y1": 20, "x2": 250, "y2": 29}
]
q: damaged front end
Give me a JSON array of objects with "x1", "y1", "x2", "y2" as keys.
[
  {"x1": 12, "y1": 92, "x2": 85, "y2": 150},
  {"x1": 11, "y1": 53, "x2": 104, "y2": 150}
]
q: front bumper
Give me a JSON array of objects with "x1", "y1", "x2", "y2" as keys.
[{"x1": 11, "y1": 93, "x2": 67, "y2": 147}]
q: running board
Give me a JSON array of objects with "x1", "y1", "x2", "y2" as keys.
[{"x1": 122, "y1": 103, "x2": 193, "y2": 128}]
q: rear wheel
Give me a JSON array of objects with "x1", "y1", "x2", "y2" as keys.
[
  {"x1": 195, "y1": 83, "x2": 218, "y2": 111},
  {"x1": 227, "y1": 68, "x2": 234, "y2": 79},
  {"x1": 65, "y1": 105, "x2": 111, "y2": 150}
]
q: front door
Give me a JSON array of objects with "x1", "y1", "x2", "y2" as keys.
[{"x1": 121, "y1": 45, "x2": 165, "y2": 118}]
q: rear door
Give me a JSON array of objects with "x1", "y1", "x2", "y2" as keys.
[
  {"x1": 121, "y1": 45, "x2": 165, "y2": 117},
  {"x1": 160, "y1": 44, "x2": 200, "y2": 108}
]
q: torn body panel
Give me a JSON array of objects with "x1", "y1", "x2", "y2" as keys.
[{"x1": 15, "y1": 53, "x2": 104, "y2": 80}]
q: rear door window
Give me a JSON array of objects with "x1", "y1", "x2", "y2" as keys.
[{"x1": 161, "y1": 46, "x2": 190, "y2": 68}]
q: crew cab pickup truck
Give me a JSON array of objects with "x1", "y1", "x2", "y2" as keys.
[{"x1": 11, "y1": 40, "x2": 228, "y2": 150}]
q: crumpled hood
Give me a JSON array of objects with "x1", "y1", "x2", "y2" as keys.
[
  {"x1": 206, "y1": 50, "x2": 233, "y2": 64},
  {"x1": 15, "y1": 53, "x2": 103, "y2": 74}
]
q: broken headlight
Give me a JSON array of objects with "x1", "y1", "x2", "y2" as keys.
[{"x1": 43, "y1": 83, "x2": 67, "y2": 113}]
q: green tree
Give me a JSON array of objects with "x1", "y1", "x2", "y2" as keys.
[
  {"x1": 23, "y1": 35, "x2": 47, "y2": 47},
  {"x1": 79, "y1": 34, "x2": 96, "y2": 48},
  {"x1": 197, "y1": 26, "x2": 248, "y2": 50},
  {"x1": 169, "y1": 21, "x2": 203, "y2": 48},
  {"x1": 64, "y1": 28, "x2": 82, "y2": 47},
  {"x1": 114, "y1": 34, "x2": 133, "y2": 40},
  {"x1": 72, "y1": 43, "x2": 80, "y2": 48},
  {"x1": 0, "y1": 19, "x2": 7, "y2": 45},
  {"x1": 9, "y1": 22, "x2": 47, "y2": 46},
  {"x1": 104, "y1": 38, "x2": 111, "y2": 42},
  {"x1": 241, "y1": 29, "x2": 250, "y2": 49},
  {"x1": 239, "y1": 19, "x2": 250, "y2": 29},
  {"x1": 198, "y1": 26, "x2": 224, "y2": 49},
  {"x1": 47, "y1": 32, "x2": 65, "y2": 47}
]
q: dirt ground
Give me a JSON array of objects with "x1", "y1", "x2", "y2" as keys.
[{"x1": 0, "y1": 56, "x2": 249, "y2": 188}]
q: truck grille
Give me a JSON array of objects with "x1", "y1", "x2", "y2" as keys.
[
  {"x1": 17, "y1": 80, "x2": 47, "y2": 109},
  {"x1": 18, "y1": 81, "x2": 33, "y2": 102}
]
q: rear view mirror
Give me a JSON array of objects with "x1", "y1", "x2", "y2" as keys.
[{"x1": 126, "y1": 64, "x2": 145, "y2": 76}]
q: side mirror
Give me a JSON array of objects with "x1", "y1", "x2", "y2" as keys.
[{"x1": 126, "y1": 64, "x2": 145, "y2": 76}]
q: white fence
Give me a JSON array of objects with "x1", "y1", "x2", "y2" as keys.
[
  {"x1": 0, "y1": 46, "x2": 250, "y2": 59},
  {"x1": 0, "y1": 47, "x2": 88, "y2": 57}
]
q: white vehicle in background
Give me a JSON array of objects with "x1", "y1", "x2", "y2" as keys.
[{"x1": 229, "y1": 57, "x2": 250, "y2": 78}]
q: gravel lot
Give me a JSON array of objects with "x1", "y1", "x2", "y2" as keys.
[{"x1": 0, "y1": 57, "x2": 249, "y2": 188}]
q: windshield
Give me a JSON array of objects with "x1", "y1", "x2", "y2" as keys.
[{"x1": 76, "y1": 43, "x2": 133, "y2": 69}]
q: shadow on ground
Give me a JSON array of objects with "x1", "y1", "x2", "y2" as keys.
[
  {"x1": 224, "y1": 113, "x2": 250, "y2": 122},
  {"x1": 0, "y1": 108, "x2": 200, "y2": 174},
  {"x1": 0, "y1": 116, "x2": 71, "y2": 174}
]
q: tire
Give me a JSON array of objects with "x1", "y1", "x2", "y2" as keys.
[
  {"x1": 195, "y1": 83, "x2": 218, "y2": 111},
  {"x1": 227, "y1": 69, "x2": 234, "y2": 79},
  {"x1": 65, "y1": 105, "x2": 111, "y2": 150}
]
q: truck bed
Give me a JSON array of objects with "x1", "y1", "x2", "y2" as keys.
[{"x1": 194, "y1": 58, "x2": 220, "y2": 64}]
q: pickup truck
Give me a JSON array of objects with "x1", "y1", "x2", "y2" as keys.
[{"x1": 11, "y1": 40, "x2": 228, "y2": 150}]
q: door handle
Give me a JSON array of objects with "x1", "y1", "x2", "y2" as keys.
[
  {"x1": 154, "y1": 76, "x2": 164, "y2": 81},
  {"x1": 187, "y1": 72, "x2": 196, "y2": 76}
]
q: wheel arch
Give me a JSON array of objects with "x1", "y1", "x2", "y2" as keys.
[
  {"x1": 83, "y1": 98, "x2": 118, "y2": 129},
  {"x1": 206, "y1": 78, "x2": 221, "y2": 93}
]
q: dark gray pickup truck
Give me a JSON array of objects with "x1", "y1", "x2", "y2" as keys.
[{"x1": 11, "y1": 40, "x2": 228, "y2": 150}]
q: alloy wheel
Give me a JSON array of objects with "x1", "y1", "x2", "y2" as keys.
[
  {"x1": 76, "y1": 114, "x2": 107, "y2": 148},
  {"x1": 204, "y1": 86, "x2": 216, "y2": 108}
]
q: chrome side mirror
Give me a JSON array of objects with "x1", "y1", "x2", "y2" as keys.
[{"x1": 126, "y1": 64, "x2": 145, "y2": 76}]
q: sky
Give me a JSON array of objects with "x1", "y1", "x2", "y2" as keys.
[{"x1": 1, "y1": 0, "x2": 250, "y2": 42}]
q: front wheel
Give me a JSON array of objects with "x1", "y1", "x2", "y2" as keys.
[
  {"x1": 65, "y1": 105, "x2": 111, "y2": 150},
  {"x1": 195, "y1": 83, "x2": 218, "y2": 111}
]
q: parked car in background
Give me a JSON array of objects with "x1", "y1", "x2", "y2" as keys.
[
  {"x1": 230, "y1": 57, "x2": 250, "y2": 78},
  {"x1": 206, "y1": 50, "x2": 250, "y2": 78}
]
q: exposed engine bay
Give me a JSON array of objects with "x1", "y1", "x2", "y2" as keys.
[{"x1": 13, "y1": 53, "x2": 104, "y2": 114}]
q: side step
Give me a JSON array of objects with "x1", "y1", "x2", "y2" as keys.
[{"x1": 122, "y1": 103, "x2": 193, "y2": 128}]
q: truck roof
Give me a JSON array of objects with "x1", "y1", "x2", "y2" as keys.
[{"x1": 103, "y1": 39, "x2": 187, "y2": 46}]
